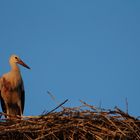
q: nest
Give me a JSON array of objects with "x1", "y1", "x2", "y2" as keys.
[{"x1": 0, "y1": 100, "x2": 140, "y2": 140}]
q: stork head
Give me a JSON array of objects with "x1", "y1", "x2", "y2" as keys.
[{"x1": 9, "y1": 55, "x2": 30, "y2": 69}]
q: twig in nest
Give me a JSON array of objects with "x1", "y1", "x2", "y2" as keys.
[
  {"x1": 125, "y1": 97, "x2": 128, "y2": 114},
  {"x1": 40, "y1": 99, "x2": 68, "y2": 117},
  {"x1": 47, "y1": 91, "x2": 65, "y2": 109}
]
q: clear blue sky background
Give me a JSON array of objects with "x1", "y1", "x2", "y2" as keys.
[{"x1": 0, "y1": 1, "x2": 140, "y2": 116}]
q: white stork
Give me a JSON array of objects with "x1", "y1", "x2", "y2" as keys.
[{"x1": 0, "y1": 55, "x2": 30, "y2": 118}]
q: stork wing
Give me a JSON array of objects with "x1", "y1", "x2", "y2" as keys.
[
  {"x1": 20, "y1": 81, "x2": 25, "y2": 114},
  {"x1": 0, "y1": 92, "x2": 6, "y2": 114},
  {"x1": 0, "y1": 78, "x2": 7, "y2": 115}
]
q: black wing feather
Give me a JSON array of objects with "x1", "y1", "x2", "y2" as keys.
[
  {"x1": 0, "y1": 91, "x2": 7, "y2": 114},
  {"x1": 20, "y1": 82, "x2": 25, "y2": 114}
]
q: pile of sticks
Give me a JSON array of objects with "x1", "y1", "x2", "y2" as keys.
[{"x1": 0, "y1": 100, "x2": 140, "y2": 140}]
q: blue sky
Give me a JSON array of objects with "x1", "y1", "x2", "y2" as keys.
[{"x1": 0, "y1": 1, "x2": 140, "y2": 116}]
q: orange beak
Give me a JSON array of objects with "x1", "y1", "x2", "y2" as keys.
[{"x1": 17, "y1": 60, "x2": 30, "y2": 69}]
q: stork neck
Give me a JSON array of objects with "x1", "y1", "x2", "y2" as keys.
[{"x1": 10, "y1": 63, "x2": 20, "y2": 72}]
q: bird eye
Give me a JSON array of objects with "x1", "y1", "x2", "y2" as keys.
[{"x1": 15, "y1": 57, "x2": 18, "y2": 59}]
